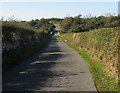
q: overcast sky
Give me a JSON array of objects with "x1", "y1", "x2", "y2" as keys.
[{"x1": 1, "y1": 1, "x2": 119, "y2": 21}]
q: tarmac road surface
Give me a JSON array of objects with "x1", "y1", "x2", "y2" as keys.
[{"x1": 2, "y1": 36, "x2": 97, "y2": 92}]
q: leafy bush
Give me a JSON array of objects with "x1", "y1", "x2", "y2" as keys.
[
  {"x1": 59, "y1": 15, "x2": 120, "y2": 33},
  {"x1": 2, "y1": 20, "x2": 53, "y2": 72}
]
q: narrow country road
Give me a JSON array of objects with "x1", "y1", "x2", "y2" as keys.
[{"x1": 3, "y1": 36, "x2": 97, "y2": 92}]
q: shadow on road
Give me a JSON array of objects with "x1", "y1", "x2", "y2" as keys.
[{"x1": 2, "y1": 37, "x2": 64, "y2": 92}]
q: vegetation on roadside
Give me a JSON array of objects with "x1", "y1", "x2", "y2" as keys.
[
  {"x1": 2, "y1": 18, "x2": 55, "y2": 72},
  {"x1": 2, "y1": 14, "x2": 119, "y2": 91},
  {"x1": 30, "y1": 18, "x2": 55, "y2": 33},
  {"x1": 59, "y1": 27, "x2": 119, "y2": 91},
  {"x1": 59, "y1": 15, "x2": 120, "y2": 33},
  {"x1": 64, "y1": 41, "x2": 118, "y2": 91}
]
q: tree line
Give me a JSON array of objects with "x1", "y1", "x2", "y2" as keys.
[
  {"x1": 2, "y1": 14, "x2": 119, "y2": 52},
  {"x1": 58, "y1": 15, "x2": 120, "y2": 33}
]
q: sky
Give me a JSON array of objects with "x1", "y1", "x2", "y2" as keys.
[
  {"x1": 1, "y1": 1, "x2": 119, "y2": 21},
  {"x1": 0, "y1": 0, "x2": 119, "y2": 2}
]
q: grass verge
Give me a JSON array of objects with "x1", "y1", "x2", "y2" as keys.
[{"x1": 63, "y1": 40, "x2": 118, "y2": 92}]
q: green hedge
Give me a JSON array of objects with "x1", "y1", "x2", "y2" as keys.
[
  {"x1": 60, "y1": 27, "x2": 119, "y2": 91},
  {"x1": 61, "y1": 27, "x2": 119, "y2": 77},
  {"x1": 2, "y1": 21, "x2": 51, "y2": 72}
]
